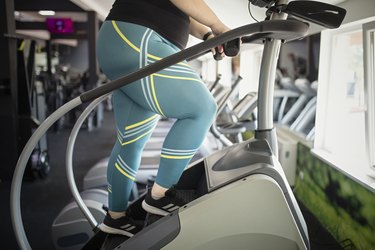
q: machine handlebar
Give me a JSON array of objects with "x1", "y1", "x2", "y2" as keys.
[{"x1": 80, "y1": 19, "x2": 309, "y2": 103}]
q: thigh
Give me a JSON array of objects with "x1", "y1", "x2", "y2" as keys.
[
  {"x1": 97, "y1": 20, "x2": 214, "y2": 118},
  {"x1": 112, "y1": 90, "x2": 159, "y2": 148},
  {"x1": 121, "y1": 29, "x2": 214, "y2": 118}
]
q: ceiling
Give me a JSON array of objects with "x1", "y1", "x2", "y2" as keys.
[
  {"x1": 69, "y1": 0, "x2": 347, "y2": 46},
  {"x1": 14, "y1": 0, "x2": 348, "y2": 46},
  {"x1": 14, "y1": 0, "x2": 348, "y2": 24},
  {"x1": 70, "y1": 0, "x2": 347, "y2": 24}
]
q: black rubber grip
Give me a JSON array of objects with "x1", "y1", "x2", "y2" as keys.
[{"x1": 224, "y1": 38, "x2": 241, "y2": 57}]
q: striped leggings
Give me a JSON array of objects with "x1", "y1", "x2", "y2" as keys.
[{"x1": 96, "y1": 21, "x2": 217, "y2": 211}]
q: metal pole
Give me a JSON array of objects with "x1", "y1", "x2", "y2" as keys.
[
  {"x1": 66, "y1": 94, "x2": 110, "y2": 228},
  {"x1": 255, "y1": 1, "x2": 288, "y2": 156},
  {"x1": 10, "y1": 97, "x2": 82, "y2": 250}
]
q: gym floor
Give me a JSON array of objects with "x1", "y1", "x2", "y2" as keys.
[{"x1": 0, "y1": 110, "x2": 343, "y2": 250}]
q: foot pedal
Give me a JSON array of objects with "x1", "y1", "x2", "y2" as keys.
[
  {"x1": 81, "y1": 229, "x2": 108, "y2": 250},
  {"x1": 175, "y1": 189, "x2": 197, "y2": 203},
  {"x1": 144, "y1": 213, "x2": 163, "y2": 227},
  {"x1": 101, "y1": 234, "x2": 130, "y2": 249}
]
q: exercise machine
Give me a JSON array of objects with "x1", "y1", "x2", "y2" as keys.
[
  {"x1": 274, "y1": 77, "x2": 301, "y2": 122},
  {"x1": 10, "y1": 0, "x2": 346, "y2": 249},
  {"x1": 279, "y1": 78, "x2": 314, "y2": 125},
  {"x1": 210, "y1": 75, "x2": 245, "y2": 147},
  {"x1": 51, "y1": 65, "x2": 241, "y2": 250},
  {"x1": 51, "y1": 93, "x2": 166, "y2": 249},
  {"x1": 290, "y1": 80, "x2": 318, "y2": 138}
]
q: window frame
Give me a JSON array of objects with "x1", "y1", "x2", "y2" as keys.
[
  {"x1": 363, "y1": 21, "x2": 375, "y2": 172},
  {"x1": 312, "y1": 17, "x2": 375, "y2": 191}
]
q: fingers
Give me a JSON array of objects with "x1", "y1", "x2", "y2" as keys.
[
  {"x1": 204, "y1": 28, "x2": 228, "y2": 61},
  {"x1": 213, "y1": 45, "x2": 225, "y2": 61},
  {"x1": 217, "y1": 45, "x2": 224, "y2": 54}
]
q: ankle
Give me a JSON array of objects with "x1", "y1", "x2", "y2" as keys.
[
  {"x1": 108, "y1": 211, "x2": 126, "y2": 219},
  {"x1": 151, "y1": 183, "x2": 168, "y2": 200}
]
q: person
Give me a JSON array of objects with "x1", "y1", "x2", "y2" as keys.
[{"x1": 96, "y1": 0, "x2": 230, "y2": 237}]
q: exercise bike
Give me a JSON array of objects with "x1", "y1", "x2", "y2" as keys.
[{"x1": 10, "y1": 0, "x2": 346, "y2": 249}]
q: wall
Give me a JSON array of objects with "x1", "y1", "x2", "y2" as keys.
[
  {"x1": 294, "y1": 144, "x2": 375, "y2": 250},
  {"x1": 339, "y1": 0, "x2": 375, "y2": 24},
  {"x1": 292, "y1": 3, "x2": 375, "y2": 249},
  {"x1": 59, "y1": 40, "x2": 88, "y2": 73},
  {"x1": 278, "y1": 40, "x2": 308, "y2": 79}
]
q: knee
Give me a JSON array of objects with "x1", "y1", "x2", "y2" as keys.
[
  {"x1": 204, "y1": 95, "x2": 218, "y2": 119},
  {"x1": 194, "y1": 94, "x2": 217, "y2": 123},
  {"x1": 172, "y1": 84, "x2": 217, "y2": 123}
]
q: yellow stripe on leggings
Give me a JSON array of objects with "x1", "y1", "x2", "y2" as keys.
[
  {"x1": 115, "y1": 163, "x2": 136, "y2": 181},
  {"x1": 153, "y1": 73, "x2": 201, "y2": 83},
  {"x1": 111, "y1": 21, "x2": 189, "y2": 67},
  {"x1": 117, "y1": 134, "x2": 123, "y2": 144},
  {"x1": 120, "y1": 129, "x2": 154, "y2": 146},
  {"x1": 125, "y1": 114, "x2": 158, "y2": 130},
  {"x1": 160, "y1": 154, "x2": 195, "y2": 159},
  {"x1": 150, "y1": 75, "x2": 166, "y2": 117}
]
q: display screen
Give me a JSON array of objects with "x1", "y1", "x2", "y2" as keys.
[{"x1": 46, "y1": 18, "x2": 74, "y2": 34}]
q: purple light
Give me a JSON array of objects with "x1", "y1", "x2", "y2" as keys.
[{"x1": 46, "y1": 18, "x2": 74, "y2": 34}]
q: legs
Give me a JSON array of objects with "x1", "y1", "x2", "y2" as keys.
[
  {"x1": 122, "y1": 69, "x2": 217, "y2": 215},
  {"x1": 96, "y1": 21, "x2": 217, "y2": 226},
  {"x1": 108, "y1": 71, "x2": 217, "y2": 213},
  {"x1": 107, "y1": 90, "x2": 159, "y2": 212},
  {"x1": 152, "y1": 81, "x2": 217, "y2": 189}
]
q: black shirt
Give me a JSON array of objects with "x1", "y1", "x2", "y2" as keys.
[{"x1": 106, "y1": 0, "x2": 190, "y2": 49}]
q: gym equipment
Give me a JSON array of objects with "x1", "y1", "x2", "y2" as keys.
[
  {"x1": 51, "y1": 189, "x2": 108, "y2": 250},
  {"x1": 83, "y1": 157, "x2": 110, "y2": 190},
  {"x1": 208, "y1": 74, "x2": 222, "y2": 92},
  {"x1": 14, "y1": 36, "x2": 51, "y2": 179},
  {"x1": 217, "y1": 91, "x2": 258, "y2": 142},
  {"x1": 274, "y1": 77, "x2": 301, "y2": 122},
  {"x1": 10, "y1": 0, "x2": 346, "y2": 249},
  {"x1": 277, "y1": 78, "x2": 318, "y2": 139},
  {"x1": 210, "y1": 75, "x2": 244, "y2": 147},
  {"x1": 51, "y1": 95, "x2": 144, "y2": 250},
  {"x1": 290, "y1": 80, "x2": 318, "y2": 137},
  {"x1": 279, "y1": 78, "x2": 315, "y2": 125},
  {"x1": 84, "y1": 75, "x2": 250, "y2": 193}
]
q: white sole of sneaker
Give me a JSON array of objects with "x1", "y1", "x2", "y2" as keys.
[
  {"x1": 141, "y1": 200, "x2": 170, "y2": 216},
  {"x1": 99, "y1": 223, "x2": 134, "y2": 237}
]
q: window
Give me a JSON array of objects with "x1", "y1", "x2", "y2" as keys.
[
  {"x1": 313, "y1": 17, "x2": 375, "y2": 189},
  {"x1": 363, "y1": 21, "x2": 375, "y2": 173},
  {"x1": 239, "y1": 45, "x2": 263, "y2": 98}
]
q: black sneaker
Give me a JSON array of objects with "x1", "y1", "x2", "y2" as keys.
[
  {"x1": 99, "y1": 213, "x2": 142, "y2": 237},
  {"x1": 141, "y1": 187, "x2": 186, "y2": 216}
]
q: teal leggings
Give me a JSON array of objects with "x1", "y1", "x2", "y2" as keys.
[{"x1": 96, "y1": 21, "x2": 217, "y2": 211}]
